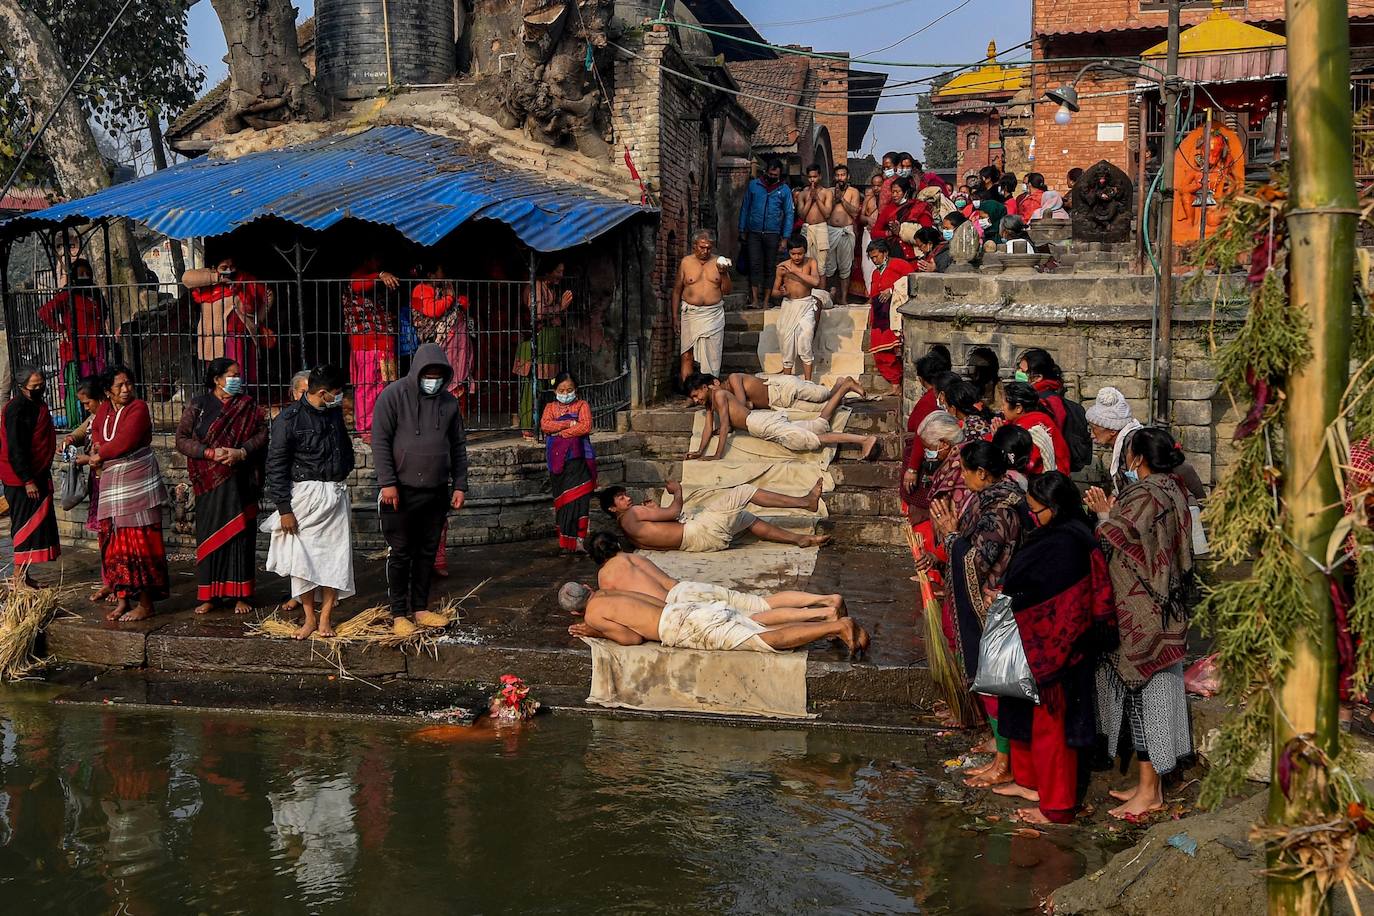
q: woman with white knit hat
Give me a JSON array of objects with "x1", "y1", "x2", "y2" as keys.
[{"x1": 1085, "y1": 387, "x2": 1144, "y2": 495}]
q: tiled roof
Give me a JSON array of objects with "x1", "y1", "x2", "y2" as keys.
[
  {"x1": 166, "y1": 18, "x2": 317, "y2": 142},
  {"x1": 725, "y1": 56, "x2": 811, "y2": 149}
]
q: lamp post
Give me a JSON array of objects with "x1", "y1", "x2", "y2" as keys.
[{"x1": 1043, "y1": 0, "x2": 1183, "y2": 422}]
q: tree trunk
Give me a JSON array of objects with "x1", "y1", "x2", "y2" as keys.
[
  {"x1": 1270, "y1": 0, "x2": 1355, "y2": 913},
  {"x1": 0, "y1": 0, "x2": 139, "y2": 290},
  {"x1": 146, "y1": 115, "x2": 186, "y2": 281},
  {"x1": 210, "y1": 0, "x2": 325, "y2": 133}
]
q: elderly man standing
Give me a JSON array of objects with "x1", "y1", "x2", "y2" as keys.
[
  {"x1": 372, "y1": 342, "x2": 468, "y2": 636},
  {"x1": 671, "y1": 231, "x2": 733, "y2": 381},
  {"x1": 738, "y1": 159, "x2": 793, "y2": 308}
]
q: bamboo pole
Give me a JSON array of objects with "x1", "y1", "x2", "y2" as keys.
[{"x1": 1271, "y1": 0, "x2": 1356, "y2": 912}]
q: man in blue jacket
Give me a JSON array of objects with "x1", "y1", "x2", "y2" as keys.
[{"x1": 738, "y1": 160, "x2": 794, "y2": 307}]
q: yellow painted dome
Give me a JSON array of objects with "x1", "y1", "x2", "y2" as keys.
[
  {"x1": 1142, "y1": 0, "x2": 1284, "y2": 57},
  {"x1": 938, "y1": 41, "x2": 1027, "y2": 97}
]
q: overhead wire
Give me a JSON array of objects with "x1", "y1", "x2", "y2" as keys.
[{"x1": 858, "y1": 0, "x2": 978, "y2": 57}]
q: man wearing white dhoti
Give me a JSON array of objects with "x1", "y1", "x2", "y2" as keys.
[
  {"x1": 600, "y1": 480, "x2": 831, "y2": 552},
  {"x1": 562, "y1": 585, "x2": 870, "y2": 659},
  {"x1": 772, "y1": 238, "x2": 824, "y2": 380},
  {"x1": 684, "y1": 373, "x2": 879, "y2": 460},
  {"x1": 262, "y1": 364, "x2": 356, "y2": 639},
  {"x1": 671, "y1": 231, "x2": 732, "y2": 381}
]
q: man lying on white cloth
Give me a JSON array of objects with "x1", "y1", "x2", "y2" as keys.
[
  {"x1": 584, "y1": 530, "x2": 847, "y2": 618},
  {"x1": 561, "y1": 584, "x2": 870, "y2": 659},
  {"x1": 599, "y1": 479, "x2": 832, "y2": 552},
  {"x1": 723, "y1": 372, "x2": 865, "y2": 412},
  {"x1": 684, "y1": 372, "x2": 878, "y2": 459}
]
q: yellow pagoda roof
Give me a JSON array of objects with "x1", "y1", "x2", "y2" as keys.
[
  {"x1": 938, "y1": 41, "x2": 1027, "y2": 97},
  {"x1": 1142, "y1": 0, "x2": 1285, "y2": 57}
]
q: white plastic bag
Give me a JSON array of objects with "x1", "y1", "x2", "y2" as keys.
[{"x1": 970, "y1": 594, "x2": 1040, "y2": 704}]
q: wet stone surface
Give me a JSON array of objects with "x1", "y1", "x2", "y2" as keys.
[{"x1": 39, "y1": 538, "x2": 931, "y2": 720}]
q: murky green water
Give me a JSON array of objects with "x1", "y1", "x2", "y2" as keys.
[{"x1": 0, "y1": 689, "x2": 1118, "y2": 914}]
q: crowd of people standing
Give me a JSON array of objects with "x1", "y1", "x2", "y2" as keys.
[{"x1": 904, "y1": 344, "x2": 1201, "y2": 825}]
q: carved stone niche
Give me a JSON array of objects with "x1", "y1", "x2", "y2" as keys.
[{"x1": 1071, "y1": 160, "x2": 1134, "y2": 244}]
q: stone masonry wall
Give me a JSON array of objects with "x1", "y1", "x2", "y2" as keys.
[{"x1": 898, "y1": 274, "x2": 1245, "y2": 485}]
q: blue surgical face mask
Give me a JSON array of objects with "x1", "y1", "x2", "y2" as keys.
[
  {"x1": 883, "y1": 168, "x2": 895, "y2": 179},
  {"x1": 954, "y1": 198, "x2": 968, "y2": 208},
  {"x1": 420, "y1": 377, "x2": 443, "y2": 395},
  {"x1": 897, "y1": 167, "x2": 912, "y2": 178},
  {"x1": 223, "y1": 376, "x2": 244, "y2": 395},
  {"x1": 941, "y1": 228, "x2": 954, "y2": 241},
  {"x1": 923, "y1": 448, "x2": 940, "y2": 461},
  {"x1": 329, "y1": 392, "x2": 344, "y2": 408},
  {"x1": 1122, "y1": 464, "x2": 1140, "y2": 484},
  {"x1": 556, "y1": 391, "x2": 577, "y2": 404}
]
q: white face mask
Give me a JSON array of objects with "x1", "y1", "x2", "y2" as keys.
[
  {"x1": 897, "y1": 168, "x2": 912, "y2": 178},
  {"x1": 883, "y1": 168, "x2": 895, "y2": 179},
  {"x1": 420, "y1": 377, "x2": 443, "y2": 395},
  {"x1": 329, "y1": 392, "x2": 344, "y2": 408},
  {"x1": 923, "y1": 448, "x2": 940, "y2": 461},
  {"x1": 556, "y1": 391, "x2": 577, "y2": 404}
]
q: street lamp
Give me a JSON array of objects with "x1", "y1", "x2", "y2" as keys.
[{"x1": 1046, "y1": 83, "x2": 1079, "y2": 124}]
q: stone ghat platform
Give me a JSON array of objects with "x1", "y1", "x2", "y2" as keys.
[{"x1": 40, "y1": 539, "x2": 936, "y2": 726}]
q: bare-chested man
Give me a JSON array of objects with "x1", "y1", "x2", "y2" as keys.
[
  {"x1": 599, "y1": 479, "x2": 831, "y2": 552},
  {"x1": 684, "y1": 372, "x2": 877, "y2": 460},
  {"x1": 563, "y1": 584, "x2": 869, "y2": 658},
  {"x1": 795, "y1": 164, "x2": 833, "y2": 278},
  {"x1": 723, "y1": 372, "x2": 861, "y2": 412},
  {"x1": 671, "y1": 230, "x2": 733, "y2": 381},
  {"x1": 584, "y1": 530, "x2": 846, "y2": 618},
  {"x1": 771, "y1": 237, "x2": 827, "y2": 380},
  {"x1": 826, "y1": 164, "x2": 862, "y2": 305}
]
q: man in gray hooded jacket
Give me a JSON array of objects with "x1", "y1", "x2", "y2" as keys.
[{"x1": 372, "y1": 342, "x2": 468, "y2": 635}]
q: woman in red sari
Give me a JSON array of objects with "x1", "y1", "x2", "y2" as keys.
[
  {"x1": 1002, "y1": 381, "x2": 1070, "y2": 475},
  {"x1": 0, "y1": 365, "x2": 60, "y2": 586},
  {"x1": 540, "y1": 372, "x2": 596, "y2": 553},
  {"x1": 865, "y1": 239, "x2": 914, "y2": 390},
  {"x1": 175, "y1": 358, "x2": 268, "y2": 614},
  {"x1": 89, "y1": 366, "x2": 170, "y2": 622}
]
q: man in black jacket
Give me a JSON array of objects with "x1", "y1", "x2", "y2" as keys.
[
  {"x1": 263, "y1": 364, "x2": 356, "y2": 639},
  {"x1": 372, "y1": 342, "x2": 468, "y2": 636}
]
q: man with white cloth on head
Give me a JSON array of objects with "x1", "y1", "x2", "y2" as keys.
[
  {"x1": 262, "y1": 364, "x2": 356, "y2": 640},
  {"x1": 672, "y1": 230, "x2": 733, "y2": 382},
  {"x1": 771, "y1": 236, "x2": 832, "y2": 381},
  {"x1": 562, "y1": 584, "x2": 870, "y2": 658}
]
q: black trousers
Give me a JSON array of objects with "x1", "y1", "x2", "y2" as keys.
[
  {"x1": 380, "y1": 485, "x2": 449, "y2": 618},
  {"x1": 746, "y1": 230, "x2": 782, "y2": 293}
]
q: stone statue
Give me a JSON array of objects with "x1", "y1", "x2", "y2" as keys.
[
  {"x1": 1071, "y1": 160, "x2": 1134, "y2": 243},
  {"x1": 948, "y1": 220, "x2": 981, "y2": 269}
]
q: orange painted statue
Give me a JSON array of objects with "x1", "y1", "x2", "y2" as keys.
[{"x1": 1173, "y1": 123, "x2": 1245, "y2": 246}]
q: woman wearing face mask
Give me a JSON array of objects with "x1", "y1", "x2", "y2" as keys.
[
  {"x1": 910, "y1": 226, "x2": 946, "y2": 274},
  {"x1": 1015, "y1": 348, "x2": 1069, "y2": 430},
  {"x1": 877, "y1": 178, "x2": 932, "y2": 261},
  {"x1": 1083, "y1": 428, "x2": 1196, "y2": 820},
  {"x1": 540, "y1": 371, "x2": 596, "y2": 553},
  {"x1": 1015, "y1": 172, "x2": 1047, "y2": 221},
  {"x1": 1001, "y1": 381, "x2": 1070, "y2": 475},
  {"x1": 976, "y1": 198, "x2": 1007, "y2": 247},
  {"x1": 175, "y1": 358, "x2": 269, "y2": 615},
  {"x1": 0, "y1": 366, "x2": 60, "y2": 588},
  {"x1": 905, "y1": 409, "x2": 970, "y2": 533},
  {"x1": 926, "y1": 439, "x2": 1026, "y2": 776},
  {"x1": 90, "y1": 366, "x2": 171, "y2": 622},
  {"x1": 994, "y1": 471, "x2": 1115, "y2": 825}
]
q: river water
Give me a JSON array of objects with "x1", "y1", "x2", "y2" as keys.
[{"x1": 0, "y1": 688, "x2": 1120, "y2": 914}]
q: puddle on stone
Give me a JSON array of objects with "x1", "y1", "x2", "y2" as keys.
[{"x1": 0, "y1": 686, "x2": 1127, "y2": 914}]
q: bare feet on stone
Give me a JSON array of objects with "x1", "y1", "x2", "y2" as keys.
[
  {"x1": 194, "y1": 601, "x2": 216, "y2": 615},
  {"x1": 806, "y1": 479, "x2": 823, "y2": 512},
  {"x1": 1109, "y1": 790, "x2": 1165, "y2": 820},
  {"x1": 1108, "y1": 786, "x2": 1138, "y2": 802},
  {"x1": 993, "y1": 783, "x2": 1040, "y2": 802},
  {"x1": 1014, "y1": 807, "x2": 1054, "y2": 825},
  {"x1": 233, "y1": 601, "x2": 253, "y2": 615},
  {"x1": 90, "y1": 586, "x2": 114, "y2": 603},
  {"x1": 107, "y1": 598, "x2": 129, "y2": 622},
  {"x1": 317, "y1": 610, "x2": 336, "y2": 639},
  {"x1": 969, "y1": 735, "x2": 997, "y2": 756},
  {"x1": 858, "y1": 435, "x2": 879, "y2": 461},
  {"x1": 294, "y1": 610, "x2": 318, "y2": 640},
  {"x1": 119, "y1": 604, "x2": 153, "y2": 623},
  {"x1": 964, "y1": 760, "x2": 1012, "y2": 788}
]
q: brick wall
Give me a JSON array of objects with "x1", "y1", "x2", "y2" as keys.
[
  {"x1": 811, "y1": 56, "x2": 850, "y2": 160},
  {"x1": 1032, "y1": 61, "x2": 1135, "y2": 189},
  {"x1": 1034, "y1": 0, "x2": 1296, "y2": 36},
  {"x1": 897, "y1": 274, "x2": 1245, "y2": 485}
]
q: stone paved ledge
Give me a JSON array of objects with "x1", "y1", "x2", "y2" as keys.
[{"x1": 39, "y1": 538, "x2": 934, "y2": 724}]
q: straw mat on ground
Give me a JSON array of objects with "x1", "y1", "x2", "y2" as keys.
[{"x1": 0, "y1": 586, "x2": 66, "y2": 681}]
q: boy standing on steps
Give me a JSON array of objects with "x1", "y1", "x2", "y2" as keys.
[{"x1": 771, "y1": 237, "x2": 831, "y2": 381}]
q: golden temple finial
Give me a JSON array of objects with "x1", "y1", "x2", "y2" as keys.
[{"x1": 987, "y1": 40, "x2": 997, "y2": 61}]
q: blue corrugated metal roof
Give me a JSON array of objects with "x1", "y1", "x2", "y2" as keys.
[{"x1": 2, "y1": 126, "x2": 650, "y2": 251}]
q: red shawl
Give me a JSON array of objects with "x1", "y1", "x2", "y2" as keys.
[{"x1": 182, "y1": 395, "x2": 267, "y2": 497}]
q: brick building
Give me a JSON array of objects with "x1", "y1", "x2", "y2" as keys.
[
  {"x1": 1029, "y1": 0, "x2": 1374, "y2": 185},
  {"x1": 931, "y1": 41, "x2": 1034, "y2": 181}
]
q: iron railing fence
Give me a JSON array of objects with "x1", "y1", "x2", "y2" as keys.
[{"x1": 3, "y1": 275, "x2": 628, "y2": 447}]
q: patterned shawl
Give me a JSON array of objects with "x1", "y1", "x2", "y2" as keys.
[
  {"x1": 1096, "y1": 473, "x2": 1195, "y2": 687},
  {"x1": 187, "y1": 394, "x2": 267, "y2": 498},
  {"x1": 948, "y1": 478, "x2": 1025, "y2": 680}
]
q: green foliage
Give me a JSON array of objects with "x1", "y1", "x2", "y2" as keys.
[
  {"x1": 917, "y1": 76, "x2": 955, "y2": 170},
  {"x1": 0, "y1": 0, "x2": 202, "y2": 182}
]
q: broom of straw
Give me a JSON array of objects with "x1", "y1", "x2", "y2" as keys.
[{"x1": 905, "y1": 525, "x2": 977, "y2": 727}]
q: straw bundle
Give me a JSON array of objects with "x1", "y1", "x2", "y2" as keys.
[
  {"x1": 905, "y1": 526, "x2": 978, "y2": 727},
  {"x1": 248, "y1": 583, "x2": 485, "y2": 681},
  {"x1": 0, "y1": 586, "x2": 62, "y2": 681}
]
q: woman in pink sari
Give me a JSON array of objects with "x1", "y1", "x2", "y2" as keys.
[{"x1": 411, "y1": 264, "x2": 473, "y2": 401}]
